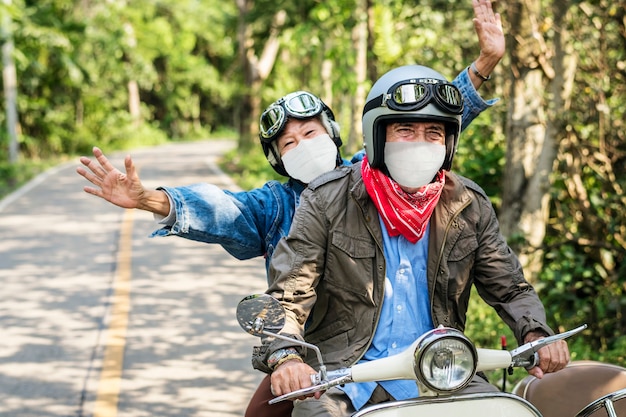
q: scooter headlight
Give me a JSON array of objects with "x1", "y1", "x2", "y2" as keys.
[{"x1": 414, "y1": 328, "x2": 477, "y2": 393}]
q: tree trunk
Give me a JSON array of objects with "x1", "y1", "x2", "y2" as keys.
[
  {"x1": 366, "y1": 0, "x2": 377, "y2": 84},
  {"x1": 123, "y1": 22, "x2": 141, "y2": 126},
  {"x1": 128, "y1": 80, "x2": 141, "y2": 125},
  {"x1": 236, "y1": 0, "x2": 285, "y2": 152},
  {"x1": 502, "y1": 0, "x2": 578, "y2": 282},
  {"x1": 321, "y1": 39, "x2": 333, "y2": 110},
  {"x1": 501, "y1": 0, "x2": 553, "y2": 281},
  {"x1": 347, "y1": 0, "x2": 369, "y2": 155},
  {"x1": 2, "y1": 0, "x2": 19, "y2": 164}
]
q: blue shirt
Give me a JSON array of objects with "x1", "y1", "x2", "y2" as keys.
[{"x1": 340, "y1": 216, "x2": 434, "y2": 411}]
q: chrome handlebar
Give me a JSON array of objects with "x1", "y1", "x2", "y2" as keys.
[{"x1": 509, "y1": 324, "x2": 587, "y2": 369}]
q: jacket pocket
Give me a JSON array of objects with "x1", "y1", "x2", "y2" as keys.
[
  {"x1": 331, "y1": 230, "x2": 376, "y2": 258},
  {"x1": 324, "y1": 231, "x2": 376, "y2": 299},
  {"x1": 448, "y1": 233, "x2": 478, "y2": 261},
  {"x1": 446, "y1": 234, "x2": 478, "y2": 299}
]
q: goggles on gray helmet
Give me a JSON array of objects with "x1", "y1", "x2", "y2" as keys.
[
  {"x1": 260, "y1": 91, "x2": 324, "y2": 143},
  {"x1": 363, "y1": 78, "x2": 464, "y2": 116}
]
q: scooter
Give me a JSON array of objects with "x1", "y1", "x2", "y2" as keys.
[{"x1": 235, "y1": 293, "x2": 621, "y2": 417}]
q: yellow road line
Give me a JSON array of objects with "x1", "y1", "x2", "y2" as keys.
[{"x1": 93, "y1": 208, "x2": 134, "y2": 417}]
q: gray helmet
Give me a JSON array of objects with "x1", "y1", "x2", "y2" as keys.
[{"x1": 362, "y1": 65, "x2": 463, "y2": 171}]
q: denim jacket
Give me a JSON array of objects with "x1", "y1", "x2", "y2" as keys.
[
  {"x1": 152, "y1": 179, "x2": 306, "y2": 277},
  {"x1": 150, "y1": 68, "x2": 497, "y2": 282}
]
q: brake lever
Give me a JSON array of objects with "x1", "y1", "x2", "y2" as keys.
[
  {"x1": 509, "y1": 324, "x2": 587, "y2": 369},
  {"x1": 268, "y1": 374, "x2": 352, "y2": 404}
]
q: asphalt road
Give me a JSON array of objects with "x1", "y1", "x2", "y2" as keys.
[{"x1": 0, "y1": 140, "x2": 267, "y2": 417}]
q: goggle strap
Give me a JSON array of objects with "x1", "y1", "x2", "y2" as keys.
[{"x1": 363, "y1": 94, "x2": 385, "y2": 116}]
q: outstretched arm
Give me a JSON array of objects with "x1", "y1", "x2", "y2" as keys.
[
  {"x1": 76, "y1": 146, "x2": 170, "y2": 216},
  {"x1": 468, "y1": 0, "x2": 505, "y2": 89}
]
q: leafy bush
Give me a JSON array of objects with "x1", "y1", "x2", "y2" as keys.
[{"x1": 219, "y1": 144, "x2": 284, "y2": 191}]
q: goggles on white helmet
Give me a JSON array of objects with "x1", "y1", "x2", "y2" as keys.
[
  {"x1": 260, "y1": 91, "x2": 325, "y2": 143},
  {"x1": 363, "y1": 78, "x2": 463, "y2": 116}
]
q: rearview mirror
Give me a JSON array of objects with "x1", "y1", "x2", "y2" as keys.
[{"x1": 236, "y1": 293, "x2": 285, "y2": 336}]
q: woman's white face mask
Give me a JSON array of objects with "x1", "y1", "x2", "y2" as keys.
[
  {"x1": 281, "y1": 134, "x2": 338, "y2": 183},
  {"x1": 384, "y1": 142, "x2": 446, "y2": 188}
]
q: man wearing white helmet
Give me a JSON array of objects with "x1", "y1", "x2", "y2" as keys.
[{"x1": 260, "y1": 64, "x2": 571, "y2": 416}]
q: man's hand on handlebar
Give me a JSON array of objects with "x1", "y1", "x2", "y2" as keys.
[
  {"x1": 270, "y1": 360, "x2": 322, "y2": 400},
  {"x1": 523, "y1": 331, "x2": 571, "y2": 379}
]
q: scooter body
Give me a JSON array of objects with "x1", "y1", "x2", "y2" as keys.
[
  {"x1": 353, "y1": 393, "x2": 542, "y2": 417},
  {"x1": 235, "y1": 294, "x2": 594, "y2": 417}
]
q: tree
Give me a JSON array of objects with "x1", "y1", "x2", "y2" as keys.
[
  {"x1": 235, "y1": 0, "x2": 285, "y2": 151},
  {"x1": 540, "y1": 0, "x2": 626, "y2": 359},
  {"x1": 501, "y1": 0, "x2": 562, "y2": 282},
  {"x1": 1, "y1": 0, "x2": 19, "y2": 163},
  {"x1": 498, "y1": 0, "x2": 624, "y2": 360},
  {"x1": 346, "y1": 0, "x2": 368, "y2": 154}
]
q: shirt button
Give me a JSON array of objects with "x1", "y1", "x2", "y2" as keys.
[
  {"x1": 396, "y1": 305, "x2": 403, "y2": 312},
  {"x1": 391, "y1": 342, "x2": 397, "y2": 349}
]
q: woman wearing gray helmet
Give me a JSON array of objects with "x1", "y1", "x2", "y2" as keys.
[{"x1": 260, "y1": 63, "x2": 570, "y2": 417}]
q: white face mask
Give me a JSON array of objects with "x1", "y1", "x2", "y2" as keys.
[
  {"x1": 384, "y1": 142, "x2": 446, "y2": 188},
  {"x1": 281, "y1": 134, "x2": 338, "y2": 183}
]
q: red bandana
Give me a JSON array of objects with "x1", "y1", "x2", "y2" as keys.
[{"x1": 361, "y1": 156, "x2": 445, "y2": 243}]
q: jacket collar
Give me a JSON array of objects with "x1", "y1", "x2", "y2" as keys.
[{"x1": 435, "y1": 171, "x2": 472, "y2": 224}]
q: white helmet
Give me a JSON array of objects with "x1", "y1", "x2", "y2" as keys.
[
  {"x1": 362, "y1": 65, "x2": 463, "y2": 171},
  {"x1": 259, "y1": 91, "x2": 341, "y2": 177}
]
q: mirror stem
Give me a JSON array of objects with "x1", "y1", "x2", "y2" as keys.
[{"x1": 262, "y1": 330, "x2": 328, "y2": 381}]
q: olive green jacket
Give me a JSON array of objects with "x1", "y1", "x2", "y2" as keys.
[{"x1": 254, "y1": 162, "x2": 552, "y2": 372}]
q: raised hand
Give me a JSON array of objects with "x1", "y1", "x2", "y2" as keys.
[
  {"x1": 76, "y1": 146, "x2": 145, "y2": 209},
  {"x1": 470, "y1": 0, "x2": 505, "y2": 82}
]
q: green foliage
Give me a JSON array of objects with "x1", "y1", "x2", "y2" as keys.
[
  {"x1": 219, "y1": 145, "x2": 284, "y2": 191},
  {"x1": 1, "y1": 0, "x2": 238, "y2": 161},
  {"x1": 534, "y1": 0, "x2": 626, "y2": 364},
  {"x1": 370, "y1": 0, "x2": 475, "y2": 78},
  {"x1": 454, "y1": 108, "x2": 507, "y2": 207}
]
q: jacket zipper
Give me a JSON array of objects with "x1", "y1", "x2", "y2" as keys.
[
  {"x1": 431, "y1": 199, "x2": 472, "y2": 325},
  {"x1": 351, "y1": 192, "x2": 386, "y2": 366}
]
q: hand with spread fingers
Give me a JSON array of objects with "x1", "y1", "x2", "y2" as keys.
[
  {"x1": 76, "y1": 146, "x2": 169, "y2": 215},
  {"x1": 470, "y1": 0, "x2": 505, "y2": 85}
]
